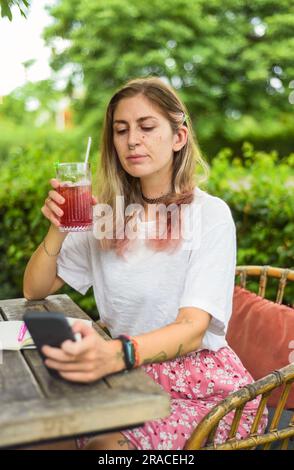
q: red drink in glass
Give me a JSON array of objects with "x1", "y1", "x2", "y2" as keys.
[
  {"x1": 58, "y1": 183, "x2": 93, "y2": 231},
  {"x1": 56, "y1": 162, "x2": 93, "y2": 232}
]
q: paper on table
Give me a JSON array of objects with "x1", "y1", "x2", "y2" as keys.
[{"x1": 0, "y1": 317, "x2": 92, "y2": 351}]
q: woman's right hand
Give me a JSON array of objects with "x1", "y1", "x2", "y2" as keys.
[{"x1": 41, "y1": 179, "x2": 65, "y2": 228}]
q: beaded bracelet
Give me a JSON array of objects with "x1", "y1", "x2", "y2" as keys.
[
  {"x1": 131, "y1": 336, "x2": 140, "y2": 368},
  {"x1": 42, "y1": 238, "x2": 61, "y2": 257}
]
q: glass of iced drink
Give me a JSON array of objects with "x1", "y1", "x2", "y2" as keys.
[{"x1": 56, "y1": 162, "x2": 93, "y2": 232}]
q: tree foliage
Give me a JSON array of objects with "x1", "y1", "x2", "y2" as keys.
[
  {"x1": 44, "y1": 0, "x2": 294, "y2": 156},
  {"x1": 0, "y1": 0, "x2": 30, "y2": 20},
  {"x1": 0, "y1": 79, "x2": 63, "y2": 127}
]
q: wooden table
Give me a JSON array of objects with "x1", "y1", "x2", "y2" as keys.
[{"x1": 0, "y1": 295, "x2": 170, "y2": 448}]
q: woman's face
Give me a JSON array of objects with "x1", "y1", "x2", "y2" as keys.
[{"x1": 113, "y1": 94, "x2": 185, "y2": 180}]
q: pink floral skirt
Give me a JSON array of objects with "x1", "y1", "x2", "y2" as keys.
[{"x1": 77, "y1": 346, "x2": 268, "y2": 450}]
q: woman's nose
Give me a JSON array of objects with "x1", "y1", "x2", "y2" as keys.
[{"x1": 127, "y1": 127, "x2": 141, "y2": 147}]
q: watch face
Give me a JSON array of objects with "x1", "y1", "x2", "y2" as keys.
[
  {"x1": 126, "y1": 339, "x2": 135, "y2": 367},
  {"x1": 120, "y1": 335, "x2": 135, "y2": 369}
]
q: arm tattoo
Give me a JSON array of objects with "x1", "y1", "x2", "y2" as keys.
[
  {"x1": 174, "y1": 318, "x2": 194, "y2": 325},
  {"x1": 175, "y1": 343, "x2": 184, "y2": 357},
  {"x1": 143, "y1": 344, "x2": 184, "y2": 364},
  {"x1": 117, "y1": 436, "x2": 135, "y2": 450},
  {"x1": 143, "y1": 350, "x2": 168, "y2": 364}
]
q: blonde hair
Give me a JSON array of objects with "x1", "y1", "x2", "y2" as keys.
[{"x1": 96, "y1": 77, "x2": 209, "y2": 256}]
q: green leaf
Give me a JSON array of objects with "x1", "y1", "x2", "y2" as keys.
[
  {"x1": 1, "y1": 2, "x2": 13, "y2": 21},
  {"x1": 19, "y1": 8, "x2": 27, "y2": 18}
]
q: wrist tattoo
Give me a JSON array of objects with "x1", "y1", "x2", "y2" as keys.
[{"x1": 116, "y1": 350, "x2": 124, "y2": 362}]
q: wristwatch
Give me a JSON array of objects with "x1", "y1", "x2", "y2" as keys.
[{"x1": 117, "y1": 335, "x2": 135, "y2": 370}]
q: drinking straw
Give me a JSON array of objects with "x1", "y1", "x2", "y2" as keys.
[{"x1": 84, "y1": 136, "x2": 92, "y2": 165}]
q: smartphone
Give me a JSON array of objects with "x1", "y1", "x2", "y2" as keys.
[{"x1": 23, "y1": 310, "x2": 76, "y2": 378}]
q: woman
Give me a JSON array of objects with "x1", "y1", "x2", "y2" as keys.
[{"x1": 23, "y1": 77, "x2": 267, "y2": 450}]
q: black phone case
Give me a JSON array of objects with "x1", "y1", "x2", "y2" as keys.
[{"x1": 23, "y1": 310, "x2": 76, "y2": 379}]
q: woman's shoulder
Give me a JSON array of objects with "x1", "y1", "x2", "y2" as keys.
[{"x1": 192, "y1": 187, "x2": 235, "y2": 229}]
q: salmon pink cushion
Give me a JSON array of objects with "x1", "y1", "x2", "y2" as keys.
[{"x1": 226, "y1": 286, "x2": 294, "y2": 408}]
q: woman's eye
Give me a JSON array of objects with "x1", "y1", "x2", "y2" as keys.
[{"x1": 115, "y1": 127, "x2": 154, "y2": 134}]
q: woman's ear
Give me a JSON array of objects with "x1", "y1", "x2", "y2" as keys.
[{"x1": 172, "y1": 126, "x2": 188, "y2": 152}]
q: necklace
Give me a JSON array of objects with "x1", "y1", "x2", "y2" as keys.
[{"x1": 141, "y1": 191, "x2": 172, "y2": 204}]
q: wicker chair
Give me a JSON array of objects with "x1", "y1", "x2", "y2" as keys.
[{"x1": 184, "y1": 265, "x2": 294, "y2": 450}]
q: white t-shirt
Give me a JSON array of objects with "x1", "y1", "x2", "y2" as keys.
[{"x1": 57, "y1": 187, "x2": 236, "y2": 351}]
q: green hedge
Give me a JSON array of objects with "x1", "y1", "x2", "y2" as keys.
[
  {"x1": 206, "y1": 143, "x2": 293, "y2": 269},
  {"x1": 1, "y1": 139, "x2": 293, "y2": 316},
  {"x1": 0, "y1": 128, "x2": 99, "y2": 316},
  {"x1": 206, "y1": 143, "x2": 294, "y2": 305}
]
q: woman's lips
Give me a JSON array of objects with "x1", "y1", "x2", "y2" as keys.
[{"x1": 126, "y1": 154, "x2": 147, "y2": 162}]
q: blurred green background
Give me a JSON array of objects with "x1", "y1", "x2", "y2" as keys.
[{"x1": 0, "y1": 0, "x2": 293, "y2": 315}]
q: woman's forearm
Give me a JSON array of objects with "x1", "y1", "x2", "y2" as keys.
[
  {"x1": 135, "y1": 317, "x2": 206, "y2": 365},
  {"x1": 23, "y1": 225, "x2": 67, "y2": 300},
  {"x1": 110, "y1": 310, "x2": 211, "y2": 373}
]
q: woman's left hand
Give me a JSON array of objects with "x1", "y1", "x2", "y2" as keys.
[{"x1": 42, "y1": 321, "x2": 125, "y2": 383}]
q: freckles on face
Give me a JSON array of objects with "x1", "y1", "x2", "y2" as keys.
[{"x1": 112, "y1": 95, "x2": 175, "y2": 176}]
